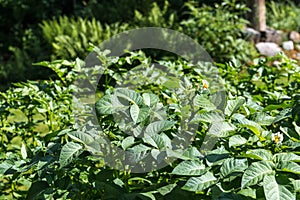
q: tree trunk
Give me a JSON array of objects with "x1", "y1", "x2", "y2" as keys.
[{"x1": 247, "y1": 0, "x2": 266, "y2": 31}]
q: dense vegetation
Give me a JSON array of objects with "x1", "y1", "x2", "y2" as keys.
[{"x1": 0, "y1": 0, "x2": 300, "y2": 199}]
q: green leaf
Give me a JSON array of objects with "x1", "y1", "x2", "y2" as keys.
[
  {"x1": 208, "y1": 121, "x2": 236, "y2": 137},
  {"x1": 136, "y1": 107, "x2": 150, "y2": 123},
  {"x1": 232, "y1": 113, "x2": 262, "y2": 137},
  {"x1": 130, "y1": 104, "x2": 140, "y2": 123},
  {"x1": 21, "y1": 142, "x2": 27, "y2": 159},
  {"x1": 194, "y1": 94, "x2": 216, "y2": 111},
  {"x1": 245, "y1": 149, "x2": 273, "y2": 161},
  {"x1": 273, "y1": 108, "x2": 292, "y2": 124},
  {"x1": 225, "y1": 97, "x2": 245, "y2": 117},
  {"x1": 143, "y1": 134, "x2": 166, "y2": 149},
  {"x1": 121, "y1": 136, "x2": 135, "y2": 150},
  {"x1": 182, "y1": 172, "x2": 217, "y2": 192},
  {"x1": 263, "y1": 175, "x2": 295, "y2": 200},
  {"x1": 26, "y1": 181, "x2": 49, "y2": 200},
  {"x1": 252, "y1": 112, "x2": 275, "y2": 126},
  {"x1": 114, "y1": 88, "x2": 143, "y2": 105},
  {"x1": 220, "y1": 158, "x2": 248, "y2": 178},
  {"x1": 157, "y1": 183, "x2": 177, "y2": 196},
  {"x1": 198, "y1": 110, "x2": 225, "y2": 123},
  {"x1": 0, "y1": 161, "x2": 13, "y2": 174},
  {"x1": 68, "y1": 131, "x2": 94, "y2": 144},
  {"x1": 273, "y1": 153, "x2": 300, "y2": 163},
  {"x1": 140, "y1": 192, "x2": 156, "y2": 200},
  {"x1": 241, "y1": 161, "x2": 275, "y2": 188},
  {"x1": 206, "y1": 148, "x2": 230, "y2": 166},
  {"x1": 172, "y1": 160, "x2": 207, "y2": 176},
  {"x1": 144, "y1": 120, "x2": 174, "y2": 136},
  {"x1": 237, "y1": 188, "x2": 257, "y2": 199},
  {"x1": 229, "y1": 135, "x2": 247, "y2": 148},
  {"x1": 293, "y1": 180, "x2": 300, "y2": 192},
  {"x1": 95, "y1": 94, "x2": 114, "y2": 114},
  {"x1": 277, "y1": 162, "x2": 300, "y2": 175},
  {"x1": 59, "y1": 142, "x2": 83, "y2": 168},
  {"x1": 142, "y1": 93, "x2": 159, "y2": 107}
]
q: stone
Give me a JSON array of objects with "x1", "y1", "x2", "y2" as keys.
[
  {"x1": 282, "y1": 41, "x2": 294, "y2": 50},
  {"x1": 256, "y1": 42, "x2": 282, "y2": 56},
  {"x1": 260, "y1": 28, "x2": 283, "y2": 45},
  {"x1": 289, "y1": 31, "x2": 300, "y2": 43},
  {"x1": 243, "y1": 27, "x2": 260, "y2": 43}
]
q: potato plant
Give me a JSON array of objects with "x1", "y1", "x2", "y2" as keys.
[{"x1": 0, "y1": 48, "x2": 299, "y2": 200}]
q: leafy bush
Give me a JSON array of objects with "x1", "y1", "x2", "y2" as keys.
[
  {"x1": 133, "y1": 0, "x2": 177, "y2": 28},
  {"x1": 1, "y1": 47, "x2": 299, "y2": 199},
  {"x1": 181, "y1": 1, "x2": 257, "y2": 63},
  {"x1": 40, "y1": 16, "x2": 129, "y2": 60},
  {"x1": 267, "y1": 1, "x2": 300, "y2": 32}
]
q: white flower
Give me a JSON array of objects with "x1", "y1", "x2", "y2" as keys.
[
  {"x1": 202, "y1": 79, "x2": 209, "y2": 89},
  {"x1": 272, "y1": 132, "x2": 283, "y2": 144}
]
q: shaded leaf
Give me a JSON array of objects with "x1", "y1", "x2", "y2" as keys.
[{"x1": 59, "y1": 142, "x2": 83, "y2": 168}]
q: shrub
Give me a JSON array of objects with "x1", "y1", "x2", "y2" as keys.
[
  {"x1": 40, "y1": 16, "x2": 129, "y2": 60},
  {"x1": 180, "y1": 1, "x2": 257, "y2": 63},
  {"x1": 267, "y1": 1, "x2": 300, "y2": 32},
  {"x1": 1, "y1": 47, "x2": 299, "y2": 199}
]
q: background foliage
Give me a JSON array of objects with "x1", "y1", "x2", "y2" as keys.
[{"x1": 0, "y1": 0, "x2": 300, "y2": 199}]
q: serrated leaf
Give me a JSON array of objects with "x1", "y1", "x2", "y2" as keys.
[
  {"x1": 225, "y1": 97, "x2": 245, "y2": 117},
  {"x1": 220, "y1": 158, "x2": 248, "y2": 178},
  {"x1": 229, "y1": 135, "x2": 247, "y2": 148},
  {"x1": 242, "y1": 160, "x2": 274, "y2": 188},
  {"x1": 182, "y1": 171, "x2": 217, "y2": 192},
  {"x1": 263, "y1": 175, "x2": 295, "y2": 200},
  {"x1": 59, "y1": 142, "x2": 82, "y2": 168},
  {"x1": 172, "y1": 160, "x2": 206, "y2": 176}
]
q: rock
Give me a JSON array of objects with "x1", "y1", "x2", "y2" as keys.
[
  {"x1": 243, "y1": 27, "x2": 260, "y2": 43},
  {"x1": 289, "y1": 31, "x2": 300, "y2": 43},
  {"x1": 256, "y1": 42, "x2": 282, "y2": 56},
  {"x1": 260, "y1": 28, "x2": 283, "y2": 45},
  {"x1": 282, "y1": 41, "x2": 294, "y2": 50}
]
